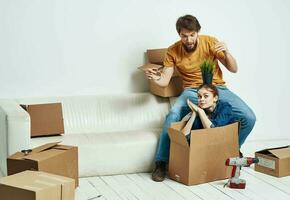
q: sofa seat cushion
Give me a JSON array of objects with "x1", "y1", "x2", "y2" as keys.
[{"x1": 30, "y1": 129, "x2": 161, "y2": 177}]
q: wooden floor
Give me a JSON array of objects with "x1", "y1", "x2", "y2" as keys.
[
  {"x1": 1, "y1": 140, "x2": 289, "y2": 200},
  {"x1": 75, "y1": 139, "x2": 290, "y2": 200}
]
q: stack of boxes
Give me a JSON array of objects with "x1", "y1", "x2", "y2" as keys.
[{"x1": 0, "y1": 103, "x2": 78, "y2": 199}]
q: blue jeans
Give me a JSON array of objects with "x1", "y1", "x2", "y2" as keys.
[{"x1": 155, "y1": 86, "x2": 256, "y2": 163}]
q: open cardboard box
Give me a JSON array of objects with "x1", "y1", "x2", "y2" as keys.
[
  {"x1": 167, "y1": 122, "x2": 239, "y2": 186},
  {"x1": 21, "y1": 103, "x2": 64, "y2": 137},
  {"x1": 7, "y1": 142, "x2": 79, "y2": 187},
  {"x1": 0, "y1": 170, "x2": 75, "y2": 200},
  {"x1": 255, "y1": 146, "x2": 290, "y2": 177}
]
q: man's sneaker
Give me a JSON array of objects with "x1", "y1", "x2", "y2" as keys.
[{"x1": 152, "y1": 161, "x2": 167, "y2": 182}]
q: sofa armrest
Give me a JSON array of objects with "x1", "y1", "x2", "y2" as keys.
[{"x1": 0, "y1": 100, "x2": 30, "y2": 175}]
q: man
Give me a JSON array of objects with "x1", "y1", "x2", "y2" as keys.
[{"x1": 144, "y1": 15, "x2": 256, "y2": 182}]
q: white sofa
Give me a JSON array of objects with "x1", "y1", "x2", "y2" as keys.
[{"x1": 0, "y1": 93, "x2": 171, "y2": 177}]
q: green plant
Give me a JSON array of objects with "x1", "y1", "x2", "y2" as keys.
[
  {"x1": 200, "y1": 59, "x2": 216, "y2": 84},
  {"x1": 200, "y1": 59, "x2": 216, "y2": 74}
]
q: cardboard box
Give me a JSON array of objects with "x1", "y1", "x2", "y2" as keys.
[
  {"x1": 139, "y1": 48, "x2": 183, "y2": 97},
  {"x1": 255, "y1": 146, "x2": 290, "y2": 177},
  {"x1": 167, "y1": 122, "x2": 239, "y2": 186},
  {"x1": 21, "y1": 103, "x2": 64, "y2": 137},
  {"x1": 7, "y1": 142, "x2": 79, "y2": 187},
  {"x1": 0, "y1": 170, "x2": 75, "y2": 200},
  {"x1": 149, "y1": 76, "x2": 183, "y2": 97},
  {"x1": 147, "y1": 48, "x2": 167, "y2": 65}
]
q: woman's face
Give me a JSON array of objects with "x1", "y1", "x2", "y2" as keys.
[{"x1": 197, "y1": 88, "x2": 218, "y2": 109}]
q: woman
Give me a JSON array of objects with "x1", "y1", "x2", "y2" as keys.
[{"x1": 182, "y1": 84, "x2": 236, "y2": 142}]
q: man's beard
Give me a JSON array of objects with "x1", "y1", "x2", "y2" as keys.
[{"x1": 183, "y1": 41, "x2": 198, "y2": 53}]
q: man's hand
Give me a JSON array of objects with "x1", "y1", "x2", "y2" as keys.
[
  {"x1": 187, "y1": 99, "x2": 200, "y2": 113},
  {"x1": 144, "y1": 68, "x2": 161, "y2": 80},
  {"x1": 214, "y1": 41, "x2": 238, "y2": 73},
  {"x1": 214, "y1": 42, "x2": 229, "y2": 54}
]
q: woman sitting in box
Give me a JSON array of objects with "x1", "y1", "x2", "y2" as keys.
[
  {"x1": 181, "y1": 60, "x2": 236, "y2": 143},
  {"x1": 182, "y1": 84, "x2": 236, "y2": 142}
]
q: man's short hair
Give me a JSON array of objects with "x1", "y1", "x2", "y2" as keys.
[{"x1": 176, "y1": 15, "x2": 201, "y2": 34}]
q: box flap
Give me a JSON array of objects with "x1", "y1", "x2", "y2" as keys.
[
  {"x1": 256, "y1": 145, "x2": 290, "y2": 158},
  {"x1": 269, "y1": 147, "x2": 290, "y2": 159},
  {"x1": 53, "y1": 145, "x2": 74, "y2": 150},
  {"x1": 168, "y1": 122, "x2": 189, "y2": 147},
  {"x1": 23, "y1": 149, "x2": 65, "y2": 162},
  {"x1": 32, "y1": 142, "x2": 61, "y2": 154}
]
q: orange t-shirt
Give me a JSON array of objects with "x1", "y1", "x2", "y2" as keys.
[{"x1": 163, "y1": 35, "x2": 226, "y2": 88}]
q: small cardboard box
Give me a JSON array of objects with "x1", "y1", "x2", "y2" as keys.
[
  {"x1": 149, "y1": 76, "x2": 183, "y2": 97},
  {"x1": 139, "y1": 48, "x2": 183, "y2": 97},
  {"x1": 21, "y1": 103, "x2": 65, "y2": 137},
  {"x1": 147, "y1": 48, "x2": 167, "y2": 65},
  {"x1": 0, "y1": 170, "x2": 75, "y2": 200},
  {"x1": 167, "y1": 122, "x2": 239, "y2": 186},
  {"x1": 7, "y1": 142, "x2": 79, "y2": 187},
  {"x1": 255, "y1": 146, "x2": 290, "y2": 177}
]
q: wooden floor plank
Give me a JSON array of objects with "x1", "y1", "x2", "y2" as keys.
[
  {"x1": 125, "y1": 173, "x2": 158, "y2": 200},
  {"x1": 243, "y1": 167, "x2": 290, "y2": 195},
  {"x1": 113, "y1": 174, "x2": 151, "y2": 200},
  {"x1": 209, "y1": 180, "x2": 249, "y2": 200},
  {"x1": 197, "y1": 182, "x2": 234, "y2": 200},
  {"x1": 237, "y1": 168, "x2": 290, "y2": 200},
  {"x1": 76, "y1": 178, "x2": 104, "y2": 200},
  {"x1": 138, "y1": 173, "x2": 185, "y2": 200},
  {"x1": 100, "y1": 175, "x2": 138, "y2": 200},
  {"x1": 88, "y1": 176, "x2": 125, "y2": 200},
  {"x1": 163, "y1": 178, "x2": 202, "y2": 200}
]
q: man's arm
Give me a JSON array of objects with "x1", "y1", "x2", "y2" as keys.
[
  {"x1": 144, "y1": 67, "x2": 174, "y2": 87},
  {"x1": 214, "y1": 42, "x2": 238, "y2": 73}
]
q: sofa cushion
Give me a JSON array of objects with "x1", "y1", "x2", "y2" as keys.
[{"x1": 30, "y1": 129, "x2": 161, "y2": 176}]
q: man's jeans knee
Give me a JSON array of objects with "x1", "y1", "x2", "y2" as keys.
[
  {"x1": 155, "y1": 111, "x2": 181, "y2": 162},
  {"x1": 218, "y1": 86, "x2": 256, "y2": 146}
]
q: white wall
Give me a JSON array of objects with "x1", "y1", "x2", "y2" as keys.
[{"x1": 0, "y1": 0, "x2": 290, "y2": 141}]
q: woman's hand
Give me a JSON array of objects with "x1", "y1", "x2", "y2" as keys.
[{"x1": 187, "y1": 99, "x2": 200, "y2": 113}]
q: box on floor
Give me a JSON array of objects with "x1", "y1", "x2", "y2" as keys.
[
  {"x1": 0, "y1": 170, "x2": 75, "y2": 200},
  {"x1": 7, "y1": 142, "x2": 78, "y2": 187},
  {"x1": 168, "y1": 122, "x2": 239, "y2": 186},
  {"x1": 255, "y1": 145, "x2": 290, "y2": 177}
]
